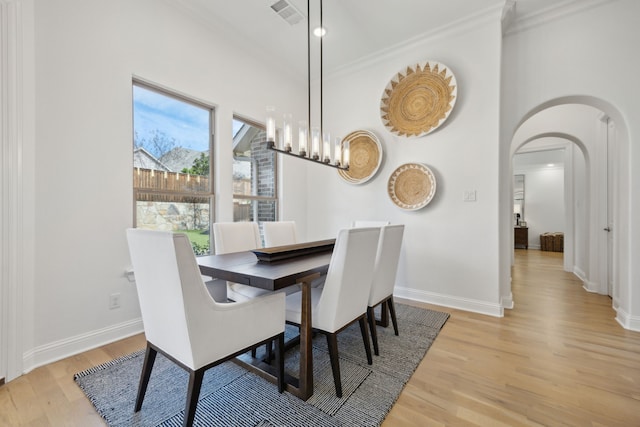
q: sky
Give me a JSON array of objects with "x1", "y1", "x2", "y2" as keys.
[
  {"x1": 133, "y1": 85, "x2": 211, "y2": 156},
  {"x1": 133, "y1": 84, "x2": 255, "y2": 179}
]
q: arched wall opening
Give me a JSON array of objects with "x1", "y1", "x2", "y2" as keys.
[
  {"x1": 504, "y1": 96, "x2": 629, "y2": 326},
  {"x1": 511, "y1": 133, "x2": 590, "y2": 278}
]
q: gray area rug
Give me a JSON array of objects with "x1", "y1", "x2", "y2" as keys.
[{"x1": 74, "y1": 303, "x2": 449, "y2": 426}]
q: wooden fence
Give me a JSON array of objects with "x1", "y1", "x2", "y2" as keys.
[{"x1": 134, "y1": 168, "x2": 210, "y2": 201}]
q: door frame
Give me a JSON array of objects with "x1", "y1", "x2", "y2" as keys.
[{"x1": 1, "y1": 0, "x2": 29, "y2": 382}]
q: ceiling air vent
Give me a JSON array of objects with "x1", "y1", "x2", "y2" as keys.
[{"x1": 270, "y1": 0, "x2": 304, "y2": 25}]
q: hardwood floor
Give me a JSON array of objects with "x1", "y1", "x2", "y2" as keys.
[
  {"x1": 1, "y1": 249, "x2": 639, "y2": 426},
  {"x1": 385, "y1": 250, "x2": 640, "y2": 426}
]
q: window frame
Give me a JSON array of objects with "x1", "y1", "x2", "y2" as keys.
[
  {"x1": 232, "y1": 114, "x2": 279, "y2": 222},
  {"x1": 132, "y1": 79, "x2": 216, "y2": 252}
]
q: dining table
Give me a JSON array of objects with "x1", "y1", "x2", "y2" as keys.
[{"x1": 197, "y1": 240, "x2": 334, "y2": 401}]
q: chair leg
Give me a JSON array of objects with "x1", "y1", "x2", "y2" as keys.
[
  {"x1": 325, "y1": 333, "x2": 343, "y2": 398},
  {"x1": 183, "y1": 368, "x2": 205, "y2": 427},
  {"x1": 275, "y1": 333, "x2": 285, "y2": 393},
  {"x1": 135, "y1": 343, "x2": 157, "y2": 412},
  {"x1": 380, "y1": 300, "x2": 390, "y2": 327},
  {"x1": 358, "y1": 316, "x2": 373, "y2": 365},
  {"x1": 387, "y1": 297, "x2": 399, "y2": 336},
  {"x1": 367, "y1": 306, "x2": 380, "y2": 356}
]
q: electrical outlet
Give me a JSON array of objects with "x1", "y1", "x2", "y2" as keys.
[{"x1": 109, "y1": 293, "x2": 121, "y2": 310}]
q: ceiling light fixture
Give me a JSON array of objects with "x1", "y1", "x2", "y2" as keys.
[
  {"x1": 313, "y1": 27, "x2": 326, "y2": 37},
  {"x1": 266, "y1": 0, "x2": 348, "y2": 170}
]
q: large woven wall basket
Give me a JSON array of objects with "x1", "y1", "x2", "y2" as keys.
[{"x1": 380, "y1": 61, "x2": 457, "y2": 138}]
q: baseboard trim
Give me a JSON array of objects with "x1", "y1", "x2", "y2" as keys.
[
  {"x1": 582, "y1": 280, "x2": 600, "y2": 293},
  {"x1": 22, "y1": 318, "x2": 143, "y2": 375},
  {"x1": 394, "y1": 286, "x2": 503, "y2": 317},
  {"x1": 501, "y1": 293, "x2": 515, "y2": 310},
  {"x1": 573, "y1": 266, "x2": 587, "y2": 282},
  {"x1": 615, "y1": 307, "x2": 640, "y2": 332}
]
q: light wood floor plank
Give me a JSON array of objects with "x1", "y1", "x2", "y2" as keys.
[
  {"x1": 385, "y1": 249, "x2": 640, "y2": 426},
  {"x1": 1, "y1": 249, "x2": 639, "y2": 426}
]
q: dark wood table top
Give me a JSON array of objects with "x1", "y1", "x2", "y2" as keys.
[{"x1": 197, "y1": 250, "x2": 332, "y2": 291}]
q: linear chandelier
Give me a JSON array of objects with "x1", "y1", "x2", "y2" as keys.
[{"x1": 266, "y1": 0, "x2": 349, "y2": 170}]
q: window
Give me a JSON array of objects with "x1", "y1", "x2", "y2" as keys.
[
  {"x1": 132, "y1": 81, "x2": 214, "y2": 255},
  {"x1": 232, "y1": 117, "x2": 278, "y2": 231}
]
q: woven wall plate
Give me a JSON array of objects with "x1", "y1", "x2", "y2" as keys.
[
  {"x1": 387, "y1": 163, "x2": 436, "y2": 210},
  {"x1": 380, "y1": 61, "x2": 457, "y2": 138},
  {"x1": 338, "y1": 130, "x2": 383, "y2": 184}
]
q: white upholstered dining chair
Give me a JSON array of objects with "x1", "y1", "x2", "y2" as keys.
[
  {"x1": 126, "y1": 228, "x2": 285, "y2": 427},
  {"x1": 263, "y1": 220, "x2": 298, "y2": 247},
  {"x1": 285, "y1": 227, "x2": 380, "y2": 397},
  {"x1": 263, "y1": 220, "x2": 325, "y2": 288},
  {"x1": 213, "y1": 222, "x2": 272, "y2": 302},
  {"x1": 367, "y1": 224, "x2": 405, "y2": 356},
  {"x1": 213, "y1": 221, "x2": 301, "y2": 302}
]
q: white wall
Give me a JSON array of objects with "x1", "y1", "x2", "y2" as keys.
[
  {"x1": 305, "y1": 10, "x2": 505, "y2": 315},
  {"x1": 523, "y1": 167, "x2": 565, "y2": 247},
  {"x1": 24, "y1": 0, "x2": 308, "y2": 370},
  {"x1": 501, "y1": 0, "x2": 640, "y2": 329}
]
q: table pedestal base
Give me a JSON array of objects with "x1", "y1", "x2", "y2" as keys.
[{"x1": 231, "y1": 273, "x2": 319, "y2": 401}]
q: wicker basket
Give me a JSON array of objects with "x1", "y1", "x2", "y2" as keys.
[{"x1": 540, "y1": 232, "x2": 564, "y2": 252}]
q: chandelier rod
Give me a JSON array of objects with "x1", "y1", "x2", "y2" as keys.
[
  {"x1": 319, "y1": 0, "x2": 324, "y2": 138},
  {"x1": 306, "y1": 0, "x2": 324, "y2": 137},
  {"x1": 307, "y1": 0, "x2": 311, "y2": 140}
]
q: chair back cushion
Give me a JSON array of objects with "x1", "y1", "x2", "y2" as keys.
[
  {"x1": 369, "y1": 225, "x2": 405, "y2": 306},
  {"x1": 314, "y1": 227, "x2": 380, "y2": 332},
  {"x1": 213, "y1": 222, "x2": 262, "y2": 254},
  {"x1": 263, "y1": 221, "x2": 298, "y2": 247},
  {"x1": 126, "y1": 229, "x2": 195, "y2": 365}
]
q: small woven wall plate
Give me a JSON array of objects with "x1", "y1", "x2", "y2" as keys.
[
  {"x1": 338, "y1": 130, "x2": 383, "y2": 184},
  {"x1": 380, "y1": 61, "x2": 457, "y2": 138},
  {"x1": 387, "y1": 163, "x2": 436, "y2": 210}
]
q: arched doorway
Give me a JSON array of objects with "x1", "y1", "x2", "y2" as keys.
[
  {"x1": 511, "y1": 133, "x2": 589, "y2": 280},
  {"x1": 504, "y1": 97, "x2": 629, "y2": 321}
]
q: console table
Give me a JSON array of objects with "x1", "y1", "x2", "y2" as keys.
[{"x1": 514, "y1": 226, "x2": 528, "y2": 249}]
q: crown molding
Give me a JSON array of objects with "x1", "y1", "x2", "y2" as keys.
[
  {"x1": 328, "y1": 3, "x2": 505, "y2": 80},
  {"x1": 501, "y1": 0, "x2": 517, "y2": 33},
  {"x1": 504, "y1": 0, "x2": 616, "y2": 36}
]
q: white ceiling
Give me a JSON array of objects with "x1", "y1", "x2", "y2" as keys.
[{"x1": 169, "y1": 0, "x2": 564, "y2": 78}]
